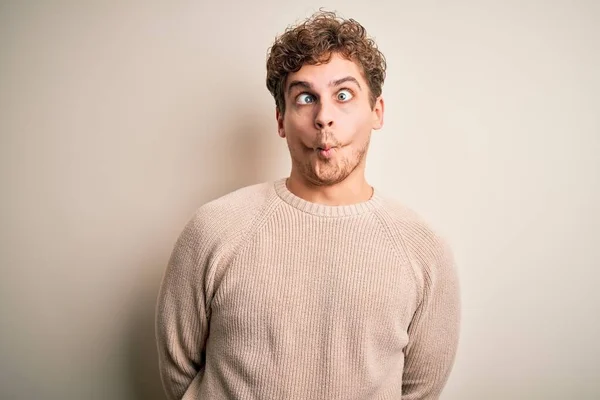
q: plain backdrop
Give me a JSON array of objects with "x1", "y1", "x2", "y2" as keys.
[{"x1": 1, "y1": 1, "x2": 598, "y2": 399}]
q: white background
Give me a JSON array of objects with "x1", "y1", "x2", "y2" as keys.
[{"x1": 1, "y1": 1, "x2": 598, "y2": 399}]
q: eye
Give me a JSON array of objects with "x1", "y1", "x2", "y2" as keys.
[
  {"x1": 337, "y1": 89, "x2": 353, "y2": 102},
  {"x1": 296, "y1": 93, "x2": 315, "y2": 105}
]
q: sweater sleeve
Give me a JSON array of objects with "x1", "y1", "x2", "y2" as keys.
[
  {"x1": 402, "y1": 236, "x2": 461, "y2": 400},
  {"x1": 155, "y1": 218, "x2": 209, "y2": 400}
]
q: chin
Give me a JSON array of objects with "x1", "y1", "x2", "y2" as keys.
[
  {"x1": 306, "y1": 165, "x2": 353, "y2": 186},
  {"x1": 306, "y1": 176, "x2": 342, "y2": 187}
]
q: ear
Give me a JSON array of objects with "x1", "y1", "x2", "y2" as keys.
[
  {"x1": 276, "y1": 108, "x2": 286, "y2": 138},
  {"x1": 371, "y1": 96, "x2": 384, "y2": 130}
]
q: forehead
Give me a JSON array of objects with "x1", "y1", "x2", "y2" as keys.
[{"x1": 286, "y1": 53, "x2": 366, "y2": 90}]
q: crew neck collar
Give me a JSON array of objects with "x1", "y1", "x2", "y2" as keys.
[{"x1": 273, "y1": 177, "x2": 384, "y2": 217}]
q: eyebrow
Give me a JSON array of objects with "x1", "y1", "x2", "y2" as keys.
[
  {"x1": 331, "y1": 76, "x2": 362, "y2": 90},
  {"x1": 287, "y1": 80, "x2": 313, "y2": 96},
  {"x1": 286, "y1": 75, "x2": 362, "y2": 96}
]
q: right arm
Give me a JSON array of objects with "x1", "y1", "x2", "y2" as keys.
[{"x1": 155, "y1": 219, "x2": 209, "y2": 400}]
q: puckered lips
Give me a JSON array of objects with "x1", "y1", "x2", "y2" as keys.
[{"x1": 315, "y1": 144, "x2": 336, "y2": 159}]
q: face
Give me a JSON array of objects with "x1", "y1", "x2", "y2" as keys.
[{"x1": 276, "y1": 53, "x2": 384, "y2": 187}]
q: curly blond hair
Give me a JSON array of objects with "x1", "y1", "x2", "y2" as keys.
[{"x1": 266, "y1": 10, "x2": 387, "y2": 115}]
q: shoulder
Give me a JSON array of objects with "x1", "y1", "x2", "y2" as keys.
[
  {"x1": 377, "y1": 198, "x2": 450, "y2": 259},
  {"x1": 176, "y1": 181, "x2": 279, "y2": 255},
  {"x1": 374, "y1": 197, "x2": 456, "y2": 287},
  {"x1": 195, "y1": 180, "x2": 276, "y2": 228}
]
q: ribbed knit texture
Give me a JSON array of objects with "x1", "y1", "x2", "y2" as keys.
[{"x1": 156, "y1": 178, "x2": 460, "y2": 400}]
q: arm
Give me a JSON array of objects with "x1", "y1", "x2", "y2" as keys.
[
  {"x1": 402, "y1": 238, "x2": 461, "y2": 400},
  {"x1": 155, "y1": 219, "x2": 209, "y2": 400}
]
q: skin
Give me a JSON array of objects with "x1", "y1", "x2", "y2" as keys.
[{"x1": 276, "y1": 53, "x2": 384, "y2": 206}]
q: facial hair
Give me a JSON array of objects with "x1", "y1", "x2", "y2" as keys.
[{"x1": 287, "y1": 131, "x2": 371, "y2": 187}]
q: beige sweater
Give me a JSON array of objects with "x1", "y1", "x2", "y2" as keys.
[{"x1": 155, "y1": 178, "x2": 460, "y2": 400}]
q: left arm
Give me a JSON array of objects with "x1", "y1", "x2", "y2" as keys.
[{"x1": 402, "y1": 238, "x2": 461, "y2": 399}]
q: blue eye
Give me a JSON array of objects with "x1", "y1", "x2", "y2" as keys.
[
  {"x1": 296, "y1": 93, "x2": 315, "y2": 105},
  {"x1": 337, "y1": 89, "x2": 353, "y2": 102}
]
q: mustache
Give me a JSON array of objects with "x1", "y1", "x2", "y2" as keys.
[{"x1": 312, "y1": 131, "x2": 342, "y2": 148}]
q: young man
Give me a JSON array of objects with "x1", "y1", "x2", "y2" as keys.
[{"x1": 156, "y1": 11, "x2": 460, "y2": 400}]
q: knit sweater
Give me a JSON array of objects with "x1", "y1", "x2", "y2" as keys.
[{"x1": 155, "y1": 178, "x2": 460, "y2": 400}]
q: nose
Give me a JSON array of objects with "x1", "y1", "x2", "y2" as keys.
[{"x1": 314, "y1": 101, "x2": 334, "y2": 130}]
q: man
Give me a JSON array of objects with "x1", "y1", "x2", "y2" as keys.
[{"x1": 156, "y1": 10, "x2": 460, "y2": 400}]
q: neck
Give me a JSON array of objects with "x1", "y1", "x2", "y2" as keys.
[{"x1": 286, "y1": 166, "x2": 373, "y2": 206}]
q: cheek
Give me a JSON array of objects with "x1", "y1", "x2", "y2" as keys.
[
  {"x1": 284, "y1": 111, "x2": 313, "y2": 136},
  {"x1": 339, "y1": 111, "x2": 372, "y2": 139}
]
